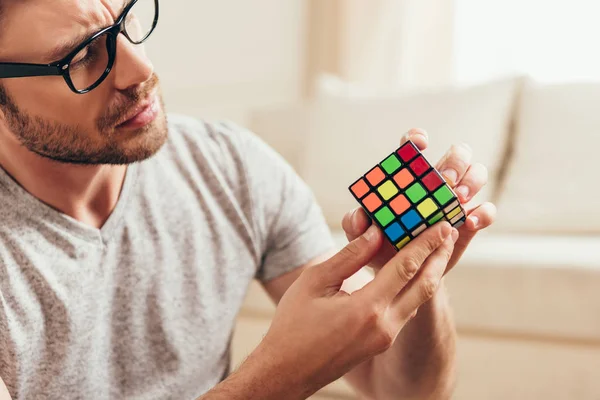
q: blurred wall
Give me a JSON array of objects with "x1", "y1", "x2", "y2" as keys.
[{"x1": 145, "y1": 0, "x2": 309, "y2": 125}]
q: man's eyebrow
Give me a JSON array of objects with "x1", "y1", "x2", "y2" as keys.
[
  {"x1": 44, "y1": 1, "x2": 131, "y2": 63},
  {"x1": 45, "y1": 34, "x2": 91, "y2": 63}
]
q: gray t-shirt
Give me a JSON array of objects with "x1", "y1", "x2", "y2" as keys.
[{"x1": 0, "y1": 115, "x2": 334, "y2": 400}]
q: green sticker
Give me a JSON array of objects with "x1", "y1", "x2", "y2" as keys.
[
  {"x1": 374, "y1": 206, "x2": 395, "y2": 227},
  {"x1": 434, "y1": 185, "x2": 454, "y2": 206},
  {"x1": 428, "y1": 211, "x2": 444, "y2": 225},
  {"x1": 405, "y1": 182, "x2": 427, "y2": 203},
  {"x1": 381, "y1": 154, "x2": 402, "y2": 174}
]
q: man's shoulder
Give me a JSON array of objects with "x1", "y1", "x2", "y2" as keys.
[
  {"x1": 165, "y1": 114, "x2": 257, "y2": 164},
  {"x1": 158, "y1": 113, "x2": 263, "y2": 188}
]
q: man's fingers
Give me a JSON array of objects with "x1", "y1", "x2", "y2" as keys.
[
  {"x1": 463, "y1": 202, "x2": 497, "y2": 232},
  {"x1": 342, "y1": 207, "x2": 371, "y2": 241},
  {"x1": 342, "y1": 208, "x2": 400, "y2": 271},
  {"x1": 400, "y1": 128, "x2": 429, "y2": 151},
  {"x1": 435, "y1": 144, "x2": 473, "y2": 187},
  {"x1": 317, "y1": 224, "x2": 383, "y2": 285},
  {"x1": 453, "y1": 162, "x2": 488, "y2": 204},
  {"x1": 391, "y1": 233, "x2": 456, "y2": 319},
  {"x1": 359, "y1": 222, "x2": 453, "y2": 304},
  {"x1": 447, "y1": 202, "x2": 497, "y2": 272}
]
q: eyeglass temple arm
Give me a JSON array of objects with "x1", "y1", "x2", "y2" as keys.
[{"x1": 0, "y1": 63, "x2": 62, "y2": 79}]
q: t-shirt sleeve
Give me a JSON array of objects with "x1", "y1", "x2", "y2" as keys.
[{"x1": 215, "y1": 121, "x2": 335, "y2": 283}]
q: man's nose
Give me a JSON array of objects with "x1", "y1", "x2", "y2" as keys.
[{"x1": 110, "y1": 35, "x2": 154, "y2": 92}]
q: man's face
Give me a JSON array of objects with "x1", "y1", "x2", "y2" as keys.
[{"x1": 0, "y1": 0, "x2": 168, "y2": 165}]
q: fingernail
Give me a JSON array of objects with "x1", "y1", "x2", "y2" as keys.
[
  {"x1": 469, "y1": 216, "x2": 479, "y2": 229},
  {"x1": 364, "y1": 224, "x2": 379, "y2": 241},
  {"x1": 412, "y1": 129, "x2": 428, "y2": 141},
  {"x1": 456, "y1": 185, "x2": 469, "y2": 200},
  {"x1": 451, "y1": 228, "x2": 459, "y2": 243},
  {"x1": 441, "y1": 169, "x2": 458, "y2": 185}
]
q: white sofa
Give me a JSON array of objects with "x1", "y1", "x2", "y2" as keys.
[{"x1": 231, "y1": 77, "x2": 600, "y2": 400}]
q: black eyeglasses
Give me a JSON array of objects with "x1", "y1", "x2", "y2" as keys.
[{"x1": 0, "y1": 0, "x2": 159, "y2": 94}]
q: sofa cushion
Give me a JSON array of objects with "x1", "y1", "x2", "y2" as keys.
[
  {"x1": 301, "y1": 77, "x2": 521, "y2": 228},
  {"x1": 495, "y1": 80, "x2": 600, "y2": 233},
  {"x1": 330, "y1": 230, "x2": 600, "y2": 340}
]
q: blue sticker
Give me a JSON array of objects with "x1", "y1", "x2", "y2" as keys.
[
  {"x1": 400, "y1": 209, "x2": 422, "y2": 230},
  {"x1": 385, "y1": 222, "x2": 404, "y2": 242}
]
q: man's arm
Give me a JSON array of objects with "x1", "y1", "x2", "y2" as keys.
[
  {"x1": 197, "y1": 344, "x2": 314, "y2": 400},
  {"x1": 341, "y1": 280, "x2": 458, "y2": 399}
]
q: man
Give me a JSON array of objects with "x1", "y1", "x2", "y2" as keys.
[{"x1": 0, "y1": 0, "x2": 496, "y2": 399}]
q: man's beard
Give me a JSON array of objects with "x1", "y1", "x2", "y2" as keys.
[{"x1": 0, "y1": 75, "x2": 169, "y2": 165}]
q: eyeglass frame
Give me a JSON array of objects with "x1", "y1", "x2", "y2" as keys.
[{"x1": 0, "y1": 0, "x2": 159, "y2": 94}]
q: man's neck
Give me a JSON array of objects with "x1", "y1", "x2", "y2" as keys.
[{"x1": 0, "y1": 135, "x2": 127, "y2": 230}]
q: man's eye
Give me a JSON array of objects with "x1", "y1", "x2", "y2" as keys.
[{"x1": 71, "y1": 46, "x2": 92, "y2": 67}]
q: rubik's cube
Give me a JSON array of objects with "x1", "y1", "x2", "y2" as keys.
[{"x1": 348, "y1": 141, "x2": 466, "y2": 251}]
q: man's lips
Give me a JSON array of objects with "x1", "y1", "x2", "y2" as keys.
[{"x1": 116, "y1": 93, "x2": 159, "y2": 130}]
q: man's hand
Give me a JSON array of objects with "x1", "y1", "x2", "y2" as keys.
[
  {"x1": 225, "y1": 221, "x2": 457, "y2": 400},
  {"x1": 342, "y1": 128, "x2": 497, "y2": 273},
  {"x1": 339, "y1": 129, "x2": 497, "y2": 400}
]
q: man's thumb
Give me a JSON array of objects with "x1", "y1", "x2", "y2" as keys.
[{"x1": 316, "y1": 224, "x2": 382, "y2": 286}]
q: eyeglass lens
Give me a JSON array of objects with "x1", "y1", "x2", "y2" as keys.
[{"x1": 68, "y1": 0, "x2": 156, "y2": 92}]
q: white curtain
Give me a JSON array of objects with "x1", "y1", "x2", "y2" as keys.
[{"x1": 305, "y1": 0, "x2": 456, "y2": 94}]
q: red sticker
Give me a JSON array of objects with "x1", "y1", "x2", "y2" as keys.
[{"x1": 409, "y1": 156, "x2": 429, "y2": 177}]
